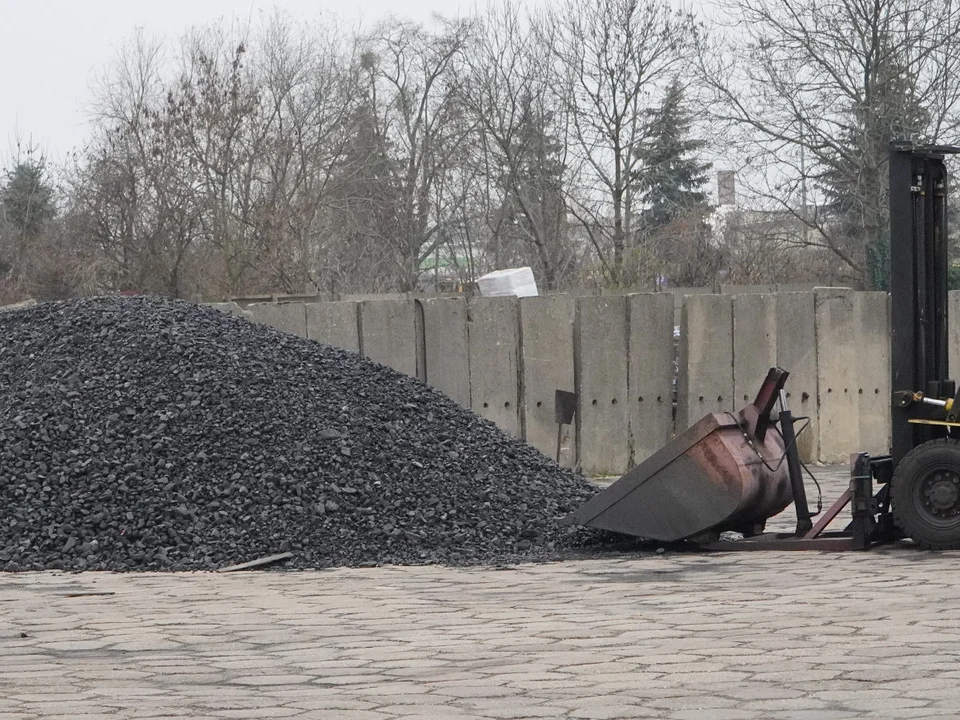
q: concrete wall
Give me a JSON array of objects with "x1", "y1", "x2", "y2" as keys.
[
  {"x1": 359, "y1": 300, "x2": 417, "y2": 376},
  {"x1": 627, "y1": 293, "x2": 674, "y2": 466},
  {"x1": 520, "y1": 296, "x2": 576, "y2": 466},
  {"x1": 576, "y1": 296, "x2": 630, "y2": 476},
  {"x1": 306, "y1": 301, "x2": 359, "y2": 353},
  {"x1": 227, "y1": 289, "x2": 900, "y2": 475},
  {"x1": 856, "y1": 292, "x2": 891, "y2": 456},
  {"x1": 732, "y1": 293, "x2": 777, "y2": 407},
  {"x1": 950, "y1": 290, "x2": 960, "y2": 381},
  {"x1": 678, "y1": 295, "x2": 734, "y2": 430},
  {"x1": 420, "y1": 298, "x2": 471, "y2": 407},
  {"x1": 776, "y1": 292, "x2": 819, "y2": 463},
  {"x1": 815, "y1": 289, "x2": 859, "y2": 463},
  {"x1": 468, "y1": 298, "x2": 521, "y2": 435},
  {"x1": 664, "y1": 285, "x2": 820, "y2": 325},
  {"x1": 667, "y1": 287, "x2": 714, "y2": 326},
  {"x1": 247, "y1": 302, "x2": 307, "y2": 337}
]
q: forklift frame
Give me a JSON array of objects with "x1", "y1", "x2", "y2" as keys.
[
  {"x1": 706, "y1": 141, "x2": 960, "y2": 551},
  {"x1": 564, "y1": 141, "x2": 960, "y2": 551}
]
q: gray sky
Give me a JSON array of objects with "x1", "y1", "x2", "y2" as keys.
[{"x1": 0, "y1": 0, "x2": 463, "y2": 164}]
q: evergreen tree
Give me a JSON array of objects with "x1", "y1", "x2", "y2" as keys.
[
  {"x1": 637, "y1": 80, "x2": 711, "y2": 231},
  {"x1": 0, "y1": 159, "x2": 56, "y2": 279},
  {"x1": 1, "y1": 160, "x2": 55, "y2": 240},
  {"x1": 631, "y1": 80, "x2": 713, "y2": 286}
]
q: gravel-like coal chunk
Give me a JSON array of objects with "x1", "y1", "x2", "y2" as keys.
[{"x1": 0, "y1": 296, "x2": 601, "y2": 571}]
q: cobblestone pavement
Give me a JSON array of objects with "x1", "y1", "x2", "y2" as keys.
[{"x1": 2, "y1": 467, "x2": 960, "y2": 720}]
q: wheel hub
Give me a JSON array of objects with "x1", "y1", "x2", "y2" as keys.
[{"x1": 922, "y1": 472, "x2": 960, "y2": 516}]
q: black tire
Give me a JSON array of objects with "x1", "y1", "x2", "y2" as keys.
[{"x1": 891, "y1": 439, "x2": 960, "y2": 550}]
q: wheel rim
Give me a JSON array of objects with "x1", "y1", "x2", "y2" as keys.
[{"x1": 911, "y1": 464, "x2": 960, "y2": 529}]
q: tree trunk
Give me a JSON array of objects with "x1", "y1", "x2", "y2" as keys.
[{"x1": 612, "y1": 189, "x2": 624, "y2": 286}]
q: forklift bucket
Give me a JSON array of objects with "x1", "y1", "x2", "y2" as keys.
[{"x1": 563, "y1": 368, "x2": 794, "y2": 542}]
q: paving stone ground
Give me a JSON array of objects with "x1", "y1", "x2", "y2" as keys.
[{"x1": 2, "y1": 466, "x2": 959, "y2": 720}]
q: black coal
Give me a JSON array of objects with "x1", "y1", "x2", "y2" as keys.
[{"x1": 0, "y1": 296, "x2": 602, "y2": 571}]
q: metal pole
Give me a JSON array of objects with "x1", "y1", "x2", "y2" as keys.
[{"x1": 779, "y1": 390, "x2": 812, "y2": 536}]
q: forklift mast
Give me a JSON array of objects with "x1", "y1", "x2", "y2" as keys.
[{"x1": 889, "y1": 142, "x2": 960, "y2": 465}]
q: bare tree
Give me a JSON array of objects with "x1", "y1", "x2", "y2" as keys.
[
  {"x1": 73, "y1": 29, "x2": 205, "y2": 296},
  {"x1": 251, "y1": 12, "x2": 359, "y2": 295},
  {"x1": 46, "y1": 5, "x2": 733, "y2": 298},
  {"x1": 167, "y1": 27, "x2": 266, "y2": 296},
  {"x1": 352, "y1": 18, "x2": 475, "y2": 292},
  {"x1": 545, "y1": 0, "x2": 702, "y2": 285},
  {"x1": 701, "y1": 0, "x2": 960, "y2": 288},
  {"x1": 463, "y1": 3, "x2": 580, "y2": 289},
  {"x1": 69, "y1": 16, "x2": 362, "y2": 299}
]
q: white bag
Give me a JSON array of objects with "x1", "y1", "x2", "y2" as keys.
[{"x1": 476, "y1": 267, "x2": 539, "y2": 297}]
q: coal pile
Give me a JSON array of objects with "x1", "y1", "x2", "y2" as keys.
[{"x1": 0, "y1": 296, "x2": 600, "y2": 572}]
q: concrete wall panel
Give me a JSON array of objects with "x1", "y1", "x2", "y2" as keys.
[
  {"x1": 856, "y1": 292, "x2": 891, "y2": 456},
  {"x1": 776, "y1": 292, "x2": 819, "y2": 463},
  {"x1": 733, "y1": 294, "x2": 777, "y2": 407},
  {"x1": 359, "y1": 300, "x2": 417, "y2": 376},
  {"x1": 678, "y1": 295, "x2": 734, "y2": 430},
  {"x1": 815, "y1": 289, "x2": 859, "y2": 462},
  {"x1": 420, "y1": 297, "x2": 471, "y2": 407},
  {"x1": 627, "y1": 293, "x2": 675, "y2": 466},
  {"x1": 305, "y1": 301, "x2": 360, "y2": 353},
  {"x1": 247, "y1": 302, "x2": 307, "y2": 337},
  {"x1": 950, "y1": 290, "x2": 960, "y2": 382},
  {"x1": 520, "y1": 296, "x2": 576, "y2": 465},
  {"x1": 468, "y1": 297, "x2": 521, "y2": 435},
  {"x1": 576, "y1": 296, "x2": 630, "y2": 476}
]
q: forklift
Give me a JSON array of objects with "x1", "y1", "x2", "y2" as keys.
[{"x1": 563, "y1": 141, "x2": 960, "y2": 551}]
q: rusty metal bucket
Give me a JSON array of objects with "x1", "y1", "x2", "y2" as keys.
[{"x1": 563, "y1": 368, "x2": 794, "y2": 542}]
